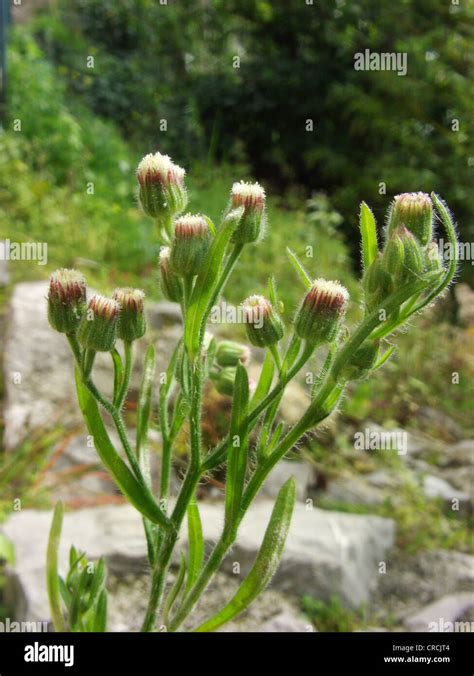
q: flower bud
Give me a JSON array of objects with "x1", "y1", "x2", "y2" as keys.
[
  {"x1": 399, "y1": 226, "x2": 425, "y2": 282},
  {"x1": 424, "y1": 241, "x2": 444, "y2": 274},
  {"x1": 295, "y1": 279, "x2": 348, "y2": 345},
  {"x1": 343, "y1": 340, "x2": 380, "y2": 380},
  {"x1": 159, "y1": 246, "x2": 183, "y2": 302},
  {"x1": 387, "y1": 192, "x2": 433, "y2": 245},
  {"x1": 363, "y1": 254, "x2": 393, "y2": 310},
  {"x1": 170, "y1": 214, "x2": 212, "y2": 276},
  {"x1": 113, "y1": 288, "x2": 146, "y2": 342},
  {"x1": 216, "y1": 340, "x2": 251, "y2": 368},
  {"x1": 136, "y1": 152, "x2": 187, "y2": 229},
  {"x1": 383, "y1": 229, "x2": 405, "y2": 277},
  {"x1": 47, "y1": 269, "x2": 87, "y2": 334},
  {"x1": 242, "y1": 295, "x2": 284, "y2": 347},
  {"x1": 78, "y1": 295, "x2": 120, "y2": 352},
  {"x1": 229, "y1": 181, "x2": 266, "y2": 244},
  {"x1": 212, "y1": 367, "x2": 237, "y2": 396}
]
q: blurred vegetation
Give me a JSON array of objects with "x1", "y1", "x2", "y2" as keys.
[{"x1": 30, "y1": 0, "x2": 474, "y2": 276}]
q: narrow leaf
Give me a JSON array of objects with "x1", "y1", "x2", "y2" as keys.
[
  {"x1": 372, "y1": 344, "x2": 396, "y2": 370},
  {"x1": 111, "y1": 349, "x2": 124, "y2": 407},
  {"x1": 136, "y1": 344, "x2": 156, "y2": 468},
  {"x1": 359, "y1": 202, "x2": 378, "y2": 270},
  {"x1": 224, "y1": 362, "x2": 250, "y2": 534},
  {"x1": 92, "y1": 590, "x2": 108, "y2": 632},
  {"x1": 46, "y1": 501, "x2": 65, "y2": 632},
  {"x1": 75, "y1": 371, "x2": 171, "y2": 530},
  {"x1": 286, "y1": 248, "x2": 312, "y2": 289},
  {"x1": 250, "y1": 352, "x2": 275, "y2": 407},
  {"x1": 185, "y1": 208, "x2": 243, "y2": 357},
  {"x1": 186, "y1": 499, "x2": 204, "y2": 592},
  {"x1": 194, "y1": 477, "x2": 296, "y2": 632},
  {"x1": 163, "y1": 553, "x2": 187, "y2": 627}
]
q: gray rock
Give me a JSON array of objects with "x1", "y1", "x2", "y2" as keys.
[
  {"x1": 3, "y1": 500, "x2": 394, "y2": 624},
  {"x1": 324, "y1": 474, "x2": 388, "y2": 507},
  {"x1": 415, "y1": 406, "x2": 463, "y2": 442},
  {"x1": 440, "y1": 466, "x2": 473, "y2": 495},
  {"x1": 259, "y1": 608, "x2": 311, "y2": 632},
  {"x1": 440, "y1": 440, "x2": 474, "y2": 468},
  {"x1": 373, "y1": 549, "x2": 474, "y2": 621},
  {"x1": 404, "y1": 593, "x2": 474, "y2": 632},
  {"x1": 455, "y1": 283, "x2": 474, "y2": 327},
  {"x1": 422, "y1": 475, "x2": 471, "y2": 505},
  {"x1": 260, "y1": 460, "x2": 313, "y2": 502},
  {"x1": 3, "y1": 282, "x2": 78, "y2": 450},
  {"x1": 0, "y1": 254, "x2": 9, "y2": 287},
  {"x1": 2, "y1": 282, "x2": 182, "y2": 451}
]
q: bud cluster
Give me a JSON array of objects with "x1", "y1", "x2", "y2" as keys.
[
  {"x1": 364, "y1": 192, "x2": 444, "y2": 311},
  {"x1": 48, "y1": 270, "x2": 147, "y2": 353}
]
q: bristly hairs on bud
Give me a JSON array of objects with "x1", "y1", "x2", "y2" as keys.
[
  {"x1": 230, "y1": 181, "x2": 266, "y2": 244},
  {"x1": 78, "y1": 294, "x2": 120, "y2": 352},
  {"x1": 136, "y1": 151, "x2": 188, "y2": 236},
  {"x1": 47, "y1": 268, "x2": 87, "y2": 334},
  {"x1": 159, "y1": 246, "x2": 183, "y2": 302},
  {"x1": 294, "y1": 279, "x2": 349, "y2": 345},
  {"x1": 241, "y1": 294, "x2": 284, "y2": 347},
  {"x1": 113, "y1": 288, "x2": 146, "y2": 342},
  {"x1": 169, "y1": 213, "x2": 212, "y2": 276}
]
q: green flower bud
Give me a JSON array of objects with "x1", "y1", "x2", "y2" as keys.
[
  {"x1": 159, "y1": 246, "x2": 183, "y2": 302},
  {"x1": 387, "y1": 192, "x2": 433, "y2": 245},
  {"x1": 216, "y1": 340, "x2": 251, "y2": 368},
  {"x1": 136, "y1": 152, "x2": 187, "y2": 230},
  {"x1": 113, "y1": 288, "x2": 146, "y2": 342},
  {"x1": 399, "y1": 225, "x2": 425, "y2": 282},
  {"x1": 229, "y1": 181, "x2": 266, "y2": 244},
  {"x1": 242, "y1": 295, "x2": 284, "y2": 347},
  {"x1": 424, "y1": 241, "x2": 444, "y2": 273},
  {"x1": 343, "y1": 340, "x2": 380, "y2": 380},
  {"x1": 48, "y1": 269, "x2": 87, "y2": 335},
  {"x1": 295, "y1": 279, "x2": 348, "y2": 345},
  {"x1": 363, "y1": 254, "x2": 393, "y2": 311},
  {"x1": 78, "y1": 295, "x2": 120, "y2": 352},
  {"x1": 169, "y1": 214, "x2": 212, "y2": 276},
  {"x1": 212, "y1": 367, "x2": 237, "y2": 396},
  {"x1": 383, "y1": 229, "x2": 405, "y2": 277}
]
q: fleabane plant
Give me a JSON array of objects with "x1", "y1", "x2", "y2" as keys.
[{"x1": 45, "y1": 152, "x2": 458, "y2": 633}]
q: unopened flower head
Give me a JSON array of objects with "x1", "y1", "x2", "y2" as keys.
[
  {"x1": 159, "y1": 246, "x2": 183, "y2": 302},
  {"x1": 230, "y1": 181, "x2": 266, "y2": 244},
  {"x1": 295, "y1": 279, "x2": 348, "y2": 345},
  {"x1": 211, "y1": 366, "x2": 237, "y2": 397},
  {"x1": 113, "y1": 288, "x2": 146, "y2": 342},
  {"x1": 242, "y1": 295, "x2": 284, "y2": 347},
  {"x1": 216, "y1": 340, "x2": 251, "y2": 368},
  {"x1": 78, "y1": 294, "x2": 120, "y2": 352},
  {"x1": 387, "y1": 192, "x2": 433, "y2": 245},
  {"x1": 136, "y1": 151, "x2": 188, "y2": 230},
  {"x1": 47, "y1": 268, "x2": 86, "y2": 334},
  {"x1": 170, "y1": 214, "x2": 212, "y2": 276},
  {"x1": 397, "y1": 225, "x2": 425, "y2": 282}
]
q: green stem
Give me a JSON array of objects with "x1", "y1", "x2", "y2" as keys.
[
  {"x1": 115, "y1": 341, "x2": 133, "y2": 409},
  {"x1": 169, "y1": 536, "x2": 231, "y2": 632},
  {"x1": 201, "y1": 343, "x2": 314, "y2": 472}
]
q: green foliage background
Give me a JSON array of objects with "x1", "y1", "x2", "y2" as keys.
[{"x1": 30, "y1": 0, "x2": 474, "y2": 269}]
